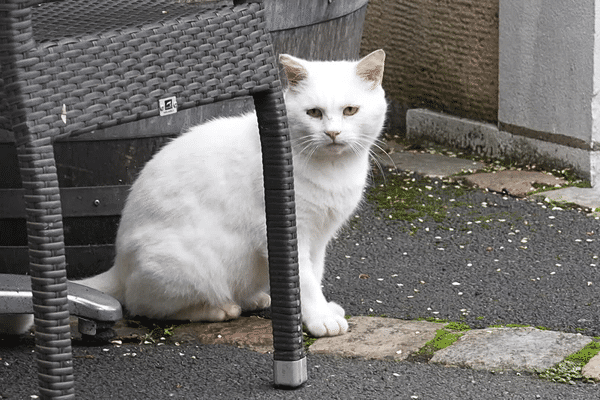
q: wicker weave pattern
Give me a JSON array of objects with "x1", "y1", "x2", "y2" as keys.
[
  {"x1": 254, "y1": 89, "x2": 303, "y2": 361},
  {"x1": 16, "y1": 140, "x2": 73, "y2": 398},
  {"x1": 2, "y1": 0, "x2": 277, "y2": 146},
  {"x1": 1, "y1": 0, "x2": 304, "y2": 397}
]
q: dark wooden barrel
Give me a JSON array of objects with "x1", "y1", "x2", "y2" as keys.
[
  {"x1": 267, "y1": 0, "x2": 369, "y2": 60},
  {"x1": 0, "y1": 0, "x2": 369, "y2": 278}
]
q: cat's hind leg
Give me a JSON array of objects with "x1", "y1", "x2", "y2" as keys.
[
  {"x1": 171, "y1": 302, "x2": 242, "y2": 322},
  {"x1": 241, "y1": 291, "x2": 271, "y2": 312},
  {"x1": 236, "y1": 248, "x2": 271, "y2": 312}
]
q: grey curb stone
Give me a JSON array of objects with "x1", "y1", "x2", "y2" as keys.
[{"x1": 429, "y1": 327, "x2": 592, "y2": 372}]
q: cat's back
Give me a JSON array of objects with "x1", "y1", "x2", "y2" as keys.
[
  {"x1": 120, "y1": 112, "x2": 264, "y2": 226},
  {"x1": 152, "y1": 112, "x2": 260, "y2": 172}
]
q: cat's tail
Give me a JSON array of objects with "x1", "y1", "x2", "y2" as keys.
[{"x1": 76, "y1": 267, "x2": 124, "y2": 302}]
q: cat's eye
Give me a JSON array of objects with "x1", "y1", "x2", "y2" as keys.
[
  {"x1": 343, "y1": 106, "x2": 359, "y2": 116},
  {"x1": 306, "y1": 108, "x2": 323, "y2": 119}
]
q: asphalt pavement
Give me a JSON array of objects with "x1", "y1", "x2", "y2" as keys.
[
  {"x1": 328, "y1": 178, "x2": 599, "y2": 336},
  {"x1": 2, "y1": 142, "x2": 600, "y2": 399},
  {"x1": 2, "y1": 338, "x2": 600, "y2": 399}
]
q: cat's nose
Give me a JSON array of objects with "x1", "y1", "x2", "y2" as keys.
[{"x1": 325, "y1": 131, "x2": 341, "y2": 141}]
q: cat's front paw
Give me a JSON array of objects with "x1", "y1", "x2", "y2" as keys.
[{"x1": 303, "y1": 302, "x2": 348, "y2": 337}]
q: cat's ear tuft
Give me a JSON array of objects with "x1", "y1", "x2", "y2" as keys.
[
  {"x1": 356, "y1": 49, "x2": 385, "y2": 90},
  {"x1": 280, "y1": 54, "x2": 308, "y2": 90}
]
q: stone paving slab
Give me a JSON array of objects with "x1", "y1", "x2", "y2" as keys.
[
  {"x1": 172, "y1": 316, "x2": 274, "y2": 354},
  {"x1": 533, "y1": 186, "x2": 600, "y2": 212},
  {"x1": 377, "y1": 140, "x2": 598, "y2": 209},
  {"x1": 582, "y1": 353, "x2": 600, "y2": 380},
  {"x1": 430, "y1": 327, "x2": 592, "y2": 372},
  {"x1": 309, "y1": 317, "x2": 443, "y2": 361},
  {"x1": 377, "y1": 150, "x2": 485, "y2": 178},
  {"x1": 461, "y1": 170, "x2": 567, "y2": 197},
  {"x1": 100, "y1": 316, "x2": 275, "y2": 354},
  {"x1": 88, "y1": 305, "x2": 600, "y2": 381}
]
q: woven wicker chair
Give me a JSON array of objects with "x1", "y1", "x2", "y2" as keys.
[{"x1": 0, "y1": 0, "x2": 306, "y2": 397}]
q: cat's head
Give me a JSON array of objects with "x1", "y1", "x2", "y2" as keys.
[{"x1": 280, "y1": 50, "x2": 387, "y2": 161}]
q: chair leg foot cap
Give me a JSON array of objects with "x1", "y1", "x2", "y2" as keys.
[{"x1": 273, "y1": 357, "x2": 308, "y2": 389}]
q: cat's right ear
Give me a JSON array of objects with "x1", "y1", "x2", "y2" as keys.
[
  {"x1": 280, "y1": 54, "x2": 308, "y2": 91},
  {"x1": 356, "y1": 49, "x2": 385, "y2": 90}
]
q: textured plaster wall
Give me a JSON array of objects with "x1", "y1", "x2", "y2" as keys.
[{"x1": 361, "y1": 0, "x2": 499, "y2": 133}]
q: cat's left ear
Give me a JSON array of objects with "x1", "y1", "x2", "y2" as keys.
[
  {"x1": 356, "y1": 49, "x2": 385, "y2": 90},
  {"x1": 280, "y1": 54, "x2": 308, "y2": 91}
]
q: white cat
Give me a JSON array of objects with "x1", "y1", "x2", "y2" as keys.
[{"x1": 3, "y1": 50, "x2": 387, "y2": 337}]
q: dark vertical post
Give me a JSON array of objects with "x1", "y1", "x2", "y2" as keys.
[
  {"x1": 17, "y1": 141, "x2": 75, "y2": 400},
  {"x1": 3, "y1": 1, "x2": 76, "y2": 396},
  {"x1": 253, "y1": 86, "x2": 307, "y2": 388}
]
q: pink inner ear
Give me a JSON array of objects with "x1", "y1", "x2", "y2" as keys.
[
  {"x1": 356, "y1": 50, "x2": 385, "y2": 89},
  {"x1": 280, "y1": 56, "x2": 308, "y2": 87},
  {"x1": 358, "y1": 65, "x2": 383, "y2": 86}
]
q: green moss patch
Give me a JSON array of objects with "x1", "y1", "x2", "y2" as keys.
[
  {"x1": 302, "y1": 331, "x2": 318, "y2": 350},
  {"x1": 539, "y1": 340, "x2": 600, "y2": 384},
  {"x1": 368, "y1": 172, "x2": 467, "y2": 224},
  {"x1": 410, "y1": 322, "x2": 471, "y2": 362},
  {"x1": 565, "y1": 340, "x2": 600, "y2": 365}
]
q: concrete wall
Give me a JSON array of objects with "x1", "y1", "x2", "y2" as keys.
[
  {"x1": 595, "y1": 1, "x2": 600, "y2": 184},
  {"x1": 499, "y1": 1, "x2": 594, "y2": 146},
  {"x1": 497, "y1": 0, "x2": 599, "y2": 185},
  {"x1": 498, "y1": 0, "x2": 600, "y2": 187}
]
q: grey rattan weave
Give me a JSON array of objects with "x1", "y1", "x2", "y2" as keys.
[{"x1": 0, "y1": 0, "x2": 305, "y2": 397}]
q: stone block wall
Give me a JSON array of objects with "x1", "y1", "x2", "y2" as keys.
[{"x1": 361, "y1": 0, "x2": 499, "y2": 134}]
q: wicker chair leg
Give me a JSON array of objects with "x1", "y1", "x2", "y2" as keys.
[
  {"x1": 253, "y1": 87, "x2": 307, "y2": 388},
  {"x1": 17, "y1": 140, "x2": 75, "y2": 400}
]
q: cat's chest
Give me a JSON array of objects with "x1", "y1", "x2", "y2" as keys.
[
  {"x1": 292, "y1": 154, "x2": 371, "y2": 230},
  {"x1": 295, "y1": 166, "x2": 366, "y2": 221}
]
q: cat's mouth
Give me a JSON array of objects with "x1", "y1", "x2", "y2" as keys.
[{"x1": 324, "y1": 142, "x2": 347, "y2": 155}]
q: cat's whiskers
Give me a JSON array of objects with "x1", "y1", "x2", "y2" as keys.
[
  {"x1": 299, "y1": 144, "x2": 322, "y2": 172},
  {"x1": 346, "y1": 139, "x2": 378, "y2": 179},
  {"x1": 290, "y1": 136, "x2": 312, "y2": 149},
  {"x1": 354, "y1": 135, "x2": 391, "y2": 183},
  {"x1": 368, "y1": 149, "x2": 387, "y2": 183},
  {"x1": 291, "y1": 136, "x2": 320, "y2": 171},
  {"x1": 347, "y1": 140, "x2": 366, "y2": 157},
  {"x1": 291, "y1": 136, "x2": 316, "y2": 156},
  {"x1": 368, "y1": 138, "x2": 397, "y2": 170}
]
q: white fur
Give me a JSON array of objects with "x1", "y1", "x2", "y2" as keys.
[{"x1": 77, "y1": 52, "x2": 387, "y2": 337}]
